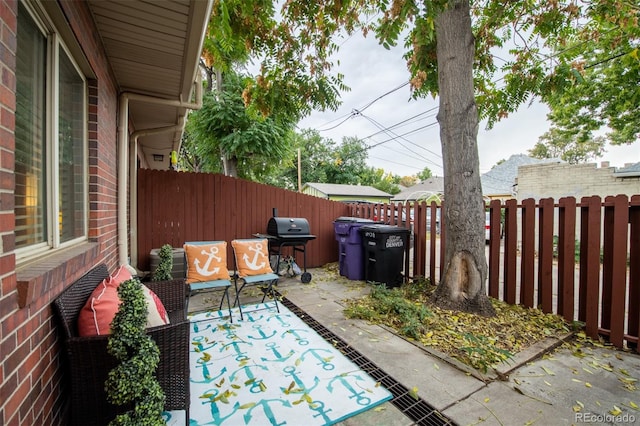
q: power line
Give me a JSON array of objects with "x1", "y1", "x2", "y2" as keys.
[
  {"x1": 360, "y1": 113, "x2": 443, "y2": 166},
  {"x1": 313, "y1": 80, "x2": 411, "y2": 132}
]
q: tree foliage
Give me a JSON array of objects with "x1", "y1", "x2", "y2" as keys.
[
  {"x1": 184, "y1": 72, "x2": 295, "y2": 180},
  {"x1": 529, "y1": 127, "x2": 606, "y2": 164},
  {"x1": 416, "y1": 167, "x2": 433, "y2": 181},
  {"x1": 271, "y1": 129, "x2": 402, "y2": 192},
  {"x1": 540, "y1": 1, "x2": 640, "y2": 147},
  {"x1": 360, "y1": 167, "x2": 402, "y2": 194}
]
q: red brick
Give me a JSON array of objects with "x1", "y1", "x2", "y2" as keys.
[
  {"x1": 2, "y1": 373, "x2": 28, "y2": 425},
  {"x1": 0, "y1": 210, "x2": 15, "y2": 231},
  {"x1": 0, "y1": 147, "x2": 14, "y2": 168},
  {"x1": 0, "y1": 82, "x2": 15, "y2": 109},
  {"x1": 0, "y1": 1, "x2": 17, "y2": 30},
  {"x1": 0, "y1": 363, "x2": 16, "y2": 405},
  {"x1": 0, "y1": 126, "x2": 14, "y2": 150},
  {"x1": 2, "y1": 18, "x2": 17, "y2": 52},
  {"x1": 1, "y1": 103, "x2": 14, "y2": 130}
]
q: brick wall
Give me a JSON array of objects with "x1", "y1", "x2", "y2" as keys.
[
  {"x1": 0, "y1": 1, "x2": 120, "y2": 425},
  {"x1": 517, "y1": 162, "x2": 640, "y2": 202}
]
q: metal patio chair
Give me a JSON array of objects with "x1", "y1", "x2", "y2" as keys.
[
  {"x1": 184, "y1": 241, "x2": 233, "y2": 321},
  {"x1": 231, "y1": 238, "x2": 280, "y2": 320}
]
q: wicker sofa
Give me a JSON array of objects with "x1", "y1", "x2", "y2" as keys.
[{"x1": 52, "y1": 264, "x2": 190, "y2": 425}]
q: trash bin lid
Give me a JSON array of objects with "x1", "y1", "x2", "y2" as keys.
[
  {"x1": 334, "y1": 217, "x2": 376, "y2": 223},
  {"x1": 358, "y1": 224, "x2": 410, "y2": 234}
]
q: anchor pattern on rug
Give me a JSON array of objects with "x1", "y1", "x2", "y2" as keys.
[{"x1": 188, "y1": 304, "x2": 392, "y2": 426}]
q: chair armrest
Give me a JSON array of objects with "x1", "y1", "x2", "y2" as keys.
[{"x1": 145, "y1": 279, "x2": 186, "y2": 314}]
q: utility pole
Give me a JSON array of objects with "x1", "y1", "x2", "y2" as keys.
[{"x1": 297, "y1": 148, "x2": 302, "y2": 191}]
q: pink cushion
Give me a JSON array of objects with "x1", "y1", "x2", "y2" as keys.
[{"x1": 77, "y1": 266, "x2": 169, "y2": 336}]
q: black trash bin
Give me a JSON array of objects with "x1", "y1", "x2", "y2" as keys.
[
  {"x1": 334, "y1": 217, "x2": 376, "y2": 280},
  {"x1": 359, "y1": 224, "x2": 410, "y2": 287}
]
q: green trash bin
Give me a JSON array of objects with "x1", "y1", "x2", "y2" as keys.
[{"x1": 359, "y1": 224, "x2": 410, "y2": 287}]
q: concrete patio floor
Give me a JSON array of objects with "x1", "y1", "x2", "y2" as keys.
[{"x1": 188, "y1": 266, "x2": 640, "y2": 426}]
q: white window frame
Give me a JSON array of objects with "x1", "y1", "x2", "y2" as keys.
[{"x1": 15, "y1": 1, "x2": 88, "y2": 263}]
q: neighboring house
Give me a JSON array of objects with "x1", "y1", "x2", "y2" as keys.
[
  {"x1": 391, "y1": 177, "x2": 444, "y2": 203},
  {"x1": 516, "y1": 161, "x2": 640, "y2": 202},
  {"x1": 481, "y1": 154, "x2": 561, "y2": 201},
  {"x1": 613, "y1": 162, "x2": 640, "y2": 179},
  {"x1": 302, "y1": 182, "x2": 392, "y2": 203},
  {"x1": 0, "y1": 1, "x2": 211, "y2": 424}
]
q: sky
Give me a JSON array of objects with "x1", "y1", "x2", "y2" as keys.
[{"x1": 297, "y1": 31, "x2": 640, "y2": 178}]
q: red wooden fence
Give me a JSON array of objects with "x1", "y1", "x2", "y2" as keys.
[
  {"x1": 137, "y1": 170, "x2": 639, "y2": 349},
  {"x1": 137, "y1": 169, "x2": 351, "y2": 271},
  {"x1": 347, "y1": 196, "x2": 639, "y2": 350}
]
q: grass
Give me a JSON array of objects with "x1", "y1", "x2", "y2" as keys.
[{"x1": 343, "y1": 278, "x2": 571, "y2": 373}]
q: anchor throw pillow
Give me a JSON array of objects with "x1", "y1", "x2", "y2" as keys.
[
  {"x1": 231, "y1": 239, "x2": 274, "y2": 277},
  {"x1": 184, "y1": 242, "x2": 230, "y2": 283}
]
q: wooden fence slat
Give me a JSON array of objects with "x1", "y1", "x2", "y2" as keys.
[
  {"x1": 538, "y1": 198, "x2": 554, "y2": 313},
  {"x1": 607, "y1": 195, "x2": 629, "y2": 347},
  {"x1": 429, "y1": 201, "x2": 438, "y2": 285},
  {"x1": 557, "y1": 197, "x2": 576, "y2": 321},
  {"x1": 628, "y1": 195, "x2": 640, "y2": 346},
  {"x1": 581, "y1": 196, "x2": 602, "y2": 340},
  {"x1": 602, "y1": 197, "x2": 615, "y2": 332},
  {"x1": 503, "y1": 199, "x2": 518, "y2": 304},
  {"x1": 439, "y1": 203, "x2": 446, "y2": 283},
  {"x1": 520, "y1": 199, "x2": 536, "y2": 307},
  {"x1": 414, "y1": 202, "x2": 426, "y2": 278},
  {"x1": 488, "y1": 200, "x2": 501, "y2": 298}
]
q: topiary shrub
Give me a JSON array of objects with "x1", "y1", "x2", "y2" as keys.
[
  {"x1": 152, "y1": 244, "x2": 173, "y2": 281},
  {"x1": 105, "y1": 277, "x2": 165, "y2": 425}
]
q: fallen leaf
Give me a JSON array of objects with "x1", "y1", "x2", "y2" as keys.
[
  {"x1": 585, "y1": 382, "x2": 592, "y2": 388},
  {"x1": 609, "y1": 405, "x2": 622, "y2": 416},
  {"x1": 409, "y1": 386, "x2": 419, "y2": 400},
  {"x1": 542, "y1": 366, "x2": 555, "y2": 376}
]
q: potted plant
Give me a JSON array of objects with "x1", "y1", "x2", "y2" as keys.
[
  {"x1": 105, "y1": 277, "x2": 165, "y2": 425},
  {"x1": 152, "y1": 244, "x2": 174, "y2": 281}
]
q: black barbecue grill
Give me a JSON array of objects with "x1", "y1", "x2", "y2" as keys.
[{"x1": 255, "y1": 215, "x2": 316, "y2": 283}]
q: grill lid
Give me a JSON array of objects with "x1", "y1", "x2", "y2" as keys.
[{"x1": 267, "y1": 217, "x2": 312, "y2": 237}]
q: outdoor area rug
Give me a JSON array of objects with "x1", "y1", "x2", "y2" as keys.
[{"x1": 187, "y1": 303, "x2": 393, "y2": 425}]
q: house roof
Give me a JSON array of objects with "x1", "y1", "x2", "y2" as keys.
[
  {"x1": 391, "y1": 177, "x2": 444, "y2": 202},
  {"x1": 303, "y1": 183, "x2": 392, "y2": 198},
  {"x1": 481, "y1": 154, "x2": 561, "y2": 196},
  {"x1": 614, "y1": 162, "x2": 640, "y2": 178},
  {"x1": 86, "y1": 0, "x2": 213, "y2": 169}
]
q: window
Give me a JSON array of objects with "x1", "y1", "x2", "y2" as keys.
[{"x1": 15, "y1": 2, "x2": 87, "y2": 261}]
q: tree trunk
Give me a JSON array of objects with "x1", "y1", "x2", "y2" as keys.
[
  {"x1": 432, "y1": 0, "x2": 495, "y2": 316},
  {"x1": 214, "y1": 68, "x2": 235, "y2": 176}
]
